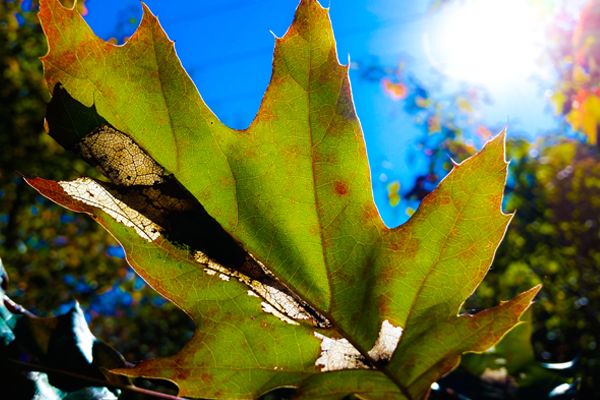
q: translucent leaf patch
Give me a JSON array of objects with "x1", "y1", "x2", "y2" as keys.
[
  {"x1": 59, "y1": 178, "x2": 161, "y2": 241},
  {"x1": 78, "y1": 124, "x2": 166, "y2": 186}
]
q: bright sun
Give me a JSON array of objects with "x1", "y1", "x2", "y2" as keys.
[{"x1": 424, "y1": 0, "x2": 545, "y2": 88}]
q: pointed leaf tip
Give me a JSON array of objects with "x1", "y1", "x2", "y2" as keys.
[
  {"x1": 485, "y1": 128, "x2": 509, "y2": 164},
  {"x1": 516, "y1": 283, "x2": 543, "y2": 306},
  {"x1": 140, "y1": 2, "x2": 161, "y2": 29},
  {"x1": 25, "y1": 177, "x2": 92, "y2": 215},
  {"x1": 290, "y1": 0, "x2": 332, "y2": 36}
]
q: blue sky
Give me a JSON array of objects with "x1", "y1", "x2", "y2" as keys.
[{"x1": 82, "y1": 0, "x2": 561, "y2": 226}]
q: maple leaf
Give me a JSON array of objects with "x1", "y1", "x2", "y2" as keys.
[{"x1": 28, "y1": 0, "x2": 540, "y2": 398}]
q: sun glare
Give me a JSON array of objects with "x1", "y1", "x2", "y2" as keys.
[{"x1": 424, "y1": 0, "x2": 545, "y2": 88}]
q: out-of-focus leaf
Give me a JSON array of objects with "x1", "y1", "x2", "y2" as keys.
[
  {"x1": 387, "y1": 181, "x2": 401, "y2": 207},
  {"x1": 566, "y1": 93, "x2": 600, "y2": 145},
  {"x1": 0, "y1": 0, "x2": 191, "y2": 366},
  {"x1": 382, "y1": 79, "x2": 408, "y2": 100},
  {"x1": 463, "y1": 137, "x2": 600, "y2": 398},
  {"x1": 461, "y1": 311, "x2": 569, "y2": 394},
  {"x1": 0, "y1": 257, "x2": 125, "y2": 400}
]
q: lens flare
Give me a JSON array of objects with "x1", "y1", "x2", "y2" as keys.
[{"x1": 424, "y1": 0, "x2": 545, "y2": 89}]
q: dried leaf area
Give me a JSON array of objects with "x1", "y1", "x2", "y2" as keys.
[
  {"x1": 368, "y1": 320, "x2": 404, "y2": 362},
  {"x1": 194, "y1": 251, "x2": 330, "y2": 327},
  {"x1": 78, "y1": 125, "x2": 165, "y2": 186},
  {"x1": 39, "y1": 93, "x2": 331, "y2": 329},
  {"x1": 88, "y1": 125, "x2": 330, "y2": 327},
  {"x1": 40, "y1": 172, "x2": 329, "y2": 330},
  {"x1": 315, "y1": 319, "x2": 403, "y2": 371},
  {"x1": 59, "y1": 177, "x2": 161, "y2": 242}
]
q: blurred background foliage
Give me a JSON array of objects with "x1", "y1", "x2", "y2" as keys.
[
  {"x1": 368, "y1": 1, "x2": 600, "y2": 397},
  {"x1": 0, "y1": 0, "x2": 193, "y2": 363},
  {"x1": 0, "y1": 0, "x2": 598, "y2": 399}
]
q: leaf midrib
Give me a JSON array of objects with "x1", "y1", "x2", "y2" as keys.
[{"x1": 299, "y1": 7, "x2": 413, "y2": 398}]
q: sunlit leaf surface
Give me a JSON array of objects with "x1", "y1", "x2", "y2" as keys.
[{"x1": 29, "y1": 0, "x2": 540, "y2": 398}]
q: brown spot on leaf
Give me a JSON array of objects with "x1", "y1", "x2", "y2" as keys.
[
  {"x1": 357, "y1": 142, "x2": 369, "y2": 160},
  {"x1": 387, "y1": 236, "x2": 420, "y2": 259},
  {"x1": 243, "y1": 145, "x2": 257, "y2": 159},
  {"x1": 56, "y1": 51, "x2": 77, "y2": 70},
  {"x1": 362, "y1": 204, "x2": 379, "y2": 222},
  {"x1": 420, "y1": 193, "x2": 435, "y2": 208},
  {"x1": 378, "y1": 294, "x2": 390, "y2": 315},
  {"x1": 448, "y1": 226, "x2": 459, "y2": 239},
  {"x1": 489, "y1": 192, "x2": 503, "y2": 207},
  {"x1": 174, "y1": 369, "x2": 190, "y2": 381},
  {"x1": 309, "y1": 224, "x2": 320, "y2": 236},
  {"x1": 200, "y1": 373, "x2": 212, "y2": 384},
  {"x1": 283, "y1": 144, "x2": 304, "y2": 160},
  {"x1": 439, "y1": 195, "x2": 451, "y2": 205},
  {"x1": 336, "y1": 76, "x2": 357, "y2": 121},
  {"x1": 378, "y1": 263, "x2": 407, "y2": 283},
  {"x1": 387, "y1": 240, "x2": 401, "y2": 252},
  {"x1": 334, "y1": 181, "x2": 348, "y2": 196},
  {"x1": 462, "y1": 244, "x2": 478, "y2": 260},
  {"x1": 313, "y1": 151, "x2": 337, "y2": 165}
]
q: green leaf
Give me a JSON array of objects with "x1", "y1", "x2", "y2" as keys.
[
  {"x1": 30, "y1": 0, "x2": 540, "y2": 398},
  {"x1": 459, "y1": 310, "x2": 570, "y2": 398}
]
